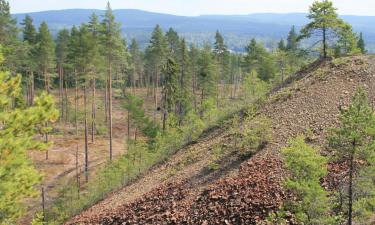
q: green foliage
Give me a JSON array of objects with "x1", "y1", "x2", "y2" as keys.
[
  {"x1": 243, "y1": 38, "x2": 276, "y2": 81},
  {"x1": 357, "y1": 32, "x2": 366, "y2": 54},
  {"x1": 286, "y1": 26, "x2": 299, "y2": 52},
  {"x1": 271, "y1": 88, "x2": 293, "y2": 103},
  {"x1": 0, "y1": 50, "x2": 58, "y2": 223},
  {"x1": 242, "y1": 69, "x2": 268, "y2": 103},
  {"x1": 230, "y1": 113, "x2": 272, "y2": 158},
  {"x1": 329, "y1": 87, "x2": 375, "y2": 223},
  {"x1": 123, "y1": 93, "x2": 159, "y2": 139},
  {"x1": 280, "y1": 136, "x2": 333, "y2": 224},
  {"x1": 300, "y1": 0, "x2": 359, "y2": 57},
  {"x1": 31, "y1": 213, "x2": 46, "y2": 225}
]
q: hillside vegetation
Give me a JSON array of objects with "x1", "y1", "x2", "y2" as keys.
[
  {"x1": 0, "y1": 0, "x2": 374, "y2": 224},
  {"x1": 67, "y1": 55, "x2": 375, "y2": 224}
]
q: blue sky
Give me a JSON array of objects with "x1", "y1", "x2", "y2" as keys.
[{"x1": 8, "y1": 0, "x2": 375, "y2": 16}]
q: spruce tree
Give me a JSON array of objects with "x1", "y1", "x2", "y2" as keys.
[
  {"x1": 278, "y1": 39, "x2": 286, "y2": 51},
  {"x1": 357, "y1": 32, "x2": 366, "y2": 54},
  {"x1": 286, "y1": 26, "x2": 298, "y2": 52},
  {"x1": 161, "y1": 57, "x2": 178, "y2": 130}
]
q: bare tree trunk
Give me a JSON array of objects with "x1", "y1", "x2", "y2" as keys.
[
  {"x1": 44, "y1": 68, "x2": 49, "y2": 160},
  {"x1": 59, "y1": 65, "x2": 64, "y2": 120},
  {"x1": 323, "y1": 26, "x2": 327, "y2": 58},
  {"x1": 91, "y1": 76, "x2": 96, "y2": 143},
  {"x1": 41, "y1": 187, "x2": 46, "y2": 222},
  {"x1": 105, "y1": 77, "x2": 108, "y2": 123},
  {"x1": 127, "y1": 109, "x2": 130, "y2": 141},
  {"x1": 84, "y1": 84, "x2": 89, "y2": 182},
  {"x1": 193, "y1": 70, "x2": 197, "y2": 113},
  {"x1": 75, "y1": 72, "x2": 78, "y2": 136},
  {"x1": 75, "y1": 145, "x2": 80, "y2": 199},
  {"x1": 348, "y1": 150, "x2": 354, "y2": 225},
  {"x1": 64, "y1": 80, "x2": 69, "y2": 124},
  {"x1": 30, "y1": 71, "x2": 35, "y2": 105},
  {"x1": 108, "y1": 62, "x2": 113, "y2": 161}
]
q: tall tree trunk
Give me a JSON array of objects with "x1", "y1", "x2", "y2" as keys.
[
  {"x1": 323, "y1": 26, "x2": 327, "y2": 58},
  {"x1": 108, "y1": 62, "x2": 113, "y2": 161},
  {"x1": 44, "y1": 68, "x2": 49, "y2": 160},
  {"x1": 178, "y1": 63, "x2": 185, "y2": 126},
  {"x1": 127, "y1": 109, "x2": 130, "y2": 141},
  {"x1": 84, "y1": 84, "x2": 89, "y2": 182},
  {"x1": 75, "y1": 145, "x2": 80, "y2": 198},
  {"x1": 193, "y1": 69, "x2": 197, "y2": 113},
  {"x1": 75, "y1": 72, "x2": 78, "y2": 136},
  {"x1": 348, "y1": 149, "x2": 354, "y2": 225},
  {"x1": 91, "y1": 76, "x2": 96, "y2": 143},
  {"x1": 64, "y1": 80, "x2": 69, "y2": 124},
  {"x1": 30, "y1": 71, "x2": 34, "y2": 105},
  {"x1": 105, "y1": 77, "x2": 108, "y2": 123},
  {"x1": 59, "y1": 65, "x2": 64, "y2": 120}
]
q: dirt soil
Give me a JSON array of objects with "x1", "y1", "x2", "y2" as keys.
[{"x1": 66, "y1": 55, "x2": 375, "y2": 224}]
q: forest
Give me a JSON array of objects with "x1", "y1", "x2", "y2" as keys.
[{"x1": 0, "y1": 0, "x2": 373, "y2": 225}]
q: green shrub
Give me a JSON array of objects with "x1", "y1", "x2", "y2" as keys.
[{"x1": 275, "y1": 135, "x2": 333, "y2": 225}]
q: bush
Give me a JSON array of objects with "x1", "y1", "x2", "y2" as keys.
[
  {"x1": 275, "y1": 135, "x2": 333, "y2": 224},
  {"x1": 230, "y1": 114, "x2": 272, "y2": 158}
]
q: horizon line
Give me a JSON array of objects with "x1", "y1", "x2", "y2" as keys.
[{"x1": 11, "y1": 8, "x2": 375, "y2": 17}]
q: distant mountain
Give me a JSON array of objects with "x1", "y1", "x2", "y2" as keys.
[{"x1": 12, "y1": 9, "x2": 375, "y2": 52}]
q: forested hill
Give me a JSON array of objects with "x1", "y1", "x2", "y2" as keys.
[{"x1": 12, "y1": 9, "x2": 375, "y2": 51}]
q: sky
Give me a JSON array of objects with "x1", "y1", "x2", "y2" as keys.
[{"x1": 8, "y1": 0, "x2": 375, "y2": 16}]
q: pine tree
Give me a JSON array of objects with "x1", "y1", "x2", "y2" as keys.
[
  {"x1": 177, "y1": 38, "x2": 191, "y2": 125},
  {"x1": 213, "y1": 30, "x2": 230, "y2": 105},
  {"x1": 56, "y1": 29, "x2": 70, "y2": 120},
  {"x1": 329, "y1": 88, "x2": 375, "y2": 225},
  {"x1": 279, "y1": 136, "x2": 333, "y2": 224},
  {"x1": 101, "y1": 2, "x2": 125, "y2": 160},
  {"x1": 0, "y1": 49, "x2": 58, "y2": 223},
  {"x1": 21, "y1": 15, "x2": 37, "y2": 106},
  {"x1": 36, "y1": 22, "x2": 55, "y2": 92},
  {"x1": 165, "y1": 27, "x2": 180, "y2": 57},
  {"x1": 87, "y1": 13, "x2": 102, "y2": 143},
  {"x1": 357, "y1": 32, "x2": 366, "y2": 54},
  {"x1": 68, "y1": 26, "x2": 80, "y2": 135},
  {"x1": 129, "y1": 39, "x2": 143, "y2": 90},
  {"x1": 36, "y1": 21, "x2": 55, "y2": 160},
  {"x1": 0, "y1": 0, "x2": 20, "y2": 71},
  {"x1": 145, "y1": 24, "x2": 167, "y2": 110},
  {"x1": 300, "y1": 0, "x2": 358, "y2": 58},
  {"x1": 21, "y1": 15, "x2": 37, "y2": 44},
  {"x1": 244, "y1": 38, "x2": 276, "y2": 81}
]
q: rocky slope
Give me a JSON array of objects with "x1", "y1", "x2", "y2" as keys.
[{"x1": 67, "y1": 55, "x2": 375, "y2": 224}]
